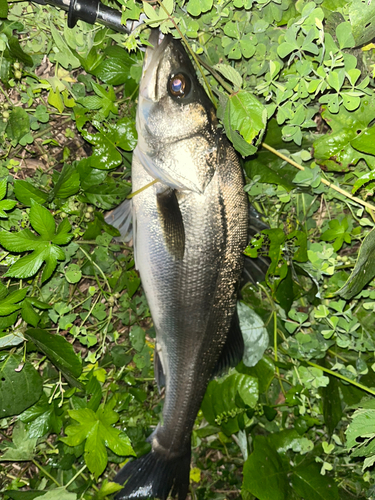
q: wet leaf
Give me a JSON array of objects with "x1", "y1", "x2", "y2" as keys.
[
  {"x1": 349, "y1": 0, "x2": 375, "y2": 46},
  {"x1": 24, "y1": 328, "x2": 82, "y2": 379},
  {"x1": 339, "y1": 228, "x2": 375, "y2": 299},
  {"x1": 243, "y1": 436, "x2": 289, "y2": 500},
  {"x1": 314, "y1": 97, "x2": 375, "y2": 171},
  {"x1": 14, "y1": 180, "x2": 49, "y2": 206},
  {"x1": 237, "y1": 302, "x2": 268, "y2": 367},
  {"x1": 0, "y1": 355, "x2": 43, "y2": 418},
  {"x1": 202, "y1": 371, "x2": 258, "y2": 435},
  {"x1": 6, "y1": 107, "x2": 30, "y2": 143}
]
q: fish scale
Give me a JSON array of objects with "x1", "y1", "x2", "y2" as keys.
[{"x1": 109, "y1": 33, "x2": 248, "y2": 500}]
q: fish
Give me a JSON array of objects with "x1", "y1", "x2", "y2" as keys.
[{"x1": 105, "y1": 31, "x2": 248, "y2": 500}]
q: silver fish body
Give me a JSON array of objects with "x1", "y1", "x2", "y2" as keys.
[{"x1": 112, "y1": 33, "x2": 248, "y2": 500}]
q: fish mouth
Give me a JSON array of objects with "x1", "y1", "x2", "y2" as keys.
[{"x1": 140, "y1": 30, "x2": 170, "y2": 102}]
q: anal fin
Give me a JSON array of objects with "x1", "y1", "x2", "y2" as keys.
[
  {"x1": 157, "y1": 189, "x2": 185, "y2": 260},
  {"x1": 212, "y1": 309, "x2": 244, "y2": 377}
]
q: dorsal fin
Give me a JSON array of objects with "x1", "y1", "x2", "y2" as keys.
[{"x1": 157, "y1": 188, "x2": 185, "y2": 260}]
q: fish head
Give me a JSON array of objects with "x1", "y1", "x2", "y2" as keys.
[{"x1": 136, "y1": 31, "x2": 218, "y2": 193}]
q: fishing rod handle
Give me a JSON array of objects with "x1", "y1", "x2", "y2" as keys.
[{"x1": 31, "y1": 0, "x2": 135, "y2": 34}]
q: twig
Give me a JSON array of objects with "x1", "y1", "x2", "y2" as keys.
[
  {"x1": 261, "y1": 142, "x2": 375, "y2": 213},
  {"x1": 307, "y1": 360, "x2": 375, "y2": 396}
]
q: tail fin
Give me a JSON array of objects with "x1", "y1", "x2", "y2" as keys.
[
  {"x1": 114, "y1": 450, "x2": 191, "y2": 500},
  {"x1": 104, "y1": 198, "x2": 133, "y2": 243}
]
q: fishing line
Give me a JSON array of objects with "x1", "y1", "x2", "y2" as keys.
[{"x1": 127, "y1": 178, "x2": 160, "y2": 198}]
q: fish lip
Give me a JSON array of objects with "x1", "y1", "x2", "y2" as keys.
[{"x1": 140, "y1": 31, "x2": 170, "y2": 101}]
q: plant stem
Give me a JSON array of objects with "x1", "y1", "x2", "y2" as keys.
[
  {"x1": 261, "y1": 142, "x2": 375, "y2": 214},
  {"x1": 79, "y1": 247, "x2": 112, "y2": 293},
  {"x1": 307, "y1": 360, "x2": 375, "y2": 396},
  {"x1": 32, "y1": 459, "x2": 61, "y2": 487},
  {"x1": 64, "y1": 464, "x2": 87, "y2": 488}
]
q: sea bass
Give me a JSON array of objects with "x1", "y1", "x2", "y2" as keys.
[{"x1": 107, "y1": 32, "x2": 248, "y2": 500}]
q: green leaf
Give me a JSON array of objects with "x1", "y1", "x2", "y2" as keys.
[
  {"x1": 352, "y1": 169, "x2": 375, "y2": 194},
  {"x1": 0, "y1": 354, "x2": 43, "y2": 418},
  {"x1": 84, "y1": 178, "x2": 131, "y2": 210},
  {"x1": 77, "y1": 157, "x2": 108, "y2": 189},
  {"x1": 61, "y1": 404, "x2": 135, "y2": 479},
  {"x1": 13, "y1": 180, "x2": 49, "y2": 206},
  {"x1": 129, "y1": 325, "x2": 145, "y2": 352},
  {"x1": 0, "y1": 287, "x2": 27, "y2": 315},
  {"x1": 351, "y1": 127, "x2": 375, "y2": 156},
  {"x1": 339, "y1": 228, "x2": 375, "y2": 299},
  {"x1": 187, "y1": 0, "x2": 212, "y2": 16},
  {"x1": 7, "y1": 34, "x2": 33, "y2": 66},
  {"x1": 65, "y1": 263, "x2": 82, "y2": 284},
  {"x1": 336, "y1": 21, "x2": 355, "y2": 49},
  {"x1": 1, "y1": 421, "x2": 38, "y2": 461},
  {"x1": 50, "y1": 23, "x2": 80, "y2": 70},
  {"x1": 237, "y1": 302, "x2": 268, "y2": 367},
  {"x1": 48, "y1": 88, "x2": 64, "y2": 113},
  {"x1": 0, "y1": 202, "x2": 73, "y2": 281},
  {"x1": 349, "y1": 0, "x2": 375, "y2": 46},
  {"x1": 0, "y1": 199, "x2": 17, "y2": 218},
  {"x1": 83, "y1": 118, "x2": 137, "y2": 172},
  {"x1": 19, "y1": 394, "x2": 64, "y2": 438},
  {"x1": 0, "y1": 177, "x2": 7, "y2": 200},
  {"x1": 321, "y1": 218, "x2": 351, "y2": 252},
  {"x1": 4, "y1": 246, "x2": 48, "y2": 279},
  {"x1": 22, "y1": 298, "x2": 42, "y2": 327},
  {"x1": 244, "y1": 124, "x2": 296, "y2": 190},
  {"x1": 346, "y1": 407, "x2": 375, "y2": 452},
  {"x1": 96, "y1": 480, "x2": 123, "y2": 500},
  {"x1": 77, "y1": 83, "x2": 118, "y2": 117},
  {"x1": 0, "y1": 329, "x2": 25, "y2": 348},
  {"x1": 24, "y1": 328, "x2": 82, "y2": 379},
  {"x1": 223, "y1": 90, "x2": 266, "y2": 155},
  {"x1": 237, "y1": 357, "x2": 275, "y2": 394},
  {"x1": 0, "y1": 0, "x2": 9, "y2": 18},
  {"x1": 3, "y1": 491, "x2": 46, "y2": 500},
  {"x1": 213, "y1": 63, "x2": 242, "y2": 89},
  {"x1": 50, "y1": 163, "x2": 80, "y2": 200},
  {"x1": 202, "y1": 371, "x2": 258, "y2": 435},
  {"x1": 53, "y1": 218, "x2": 73, "y2": 245},
  {"x1": 314, "y1": 97, "x2": 375, "y2": 171},
  {"x1": 34, "y1": 489, "x2": 77, "y2": 500},
  {"x1": 0, "y1": 228, "x2": 41, "y2": 252},
  {"x1": 91, "y1": 59, "x2": 131, "y2": 86},
  {"x1": 29, "y1": 201, "x2": 55, "y2": 239},
  {"x1": 243, "y1": 435, "x2": 289, "y2": 500},
  {"x1": 291, "y1": 460, "x2": 339, "y2": 500},
  {"x1": 6, "y1": 107, "x2": 30, "y2": 143},
  {"x1": 321, "y1": 375, "x2": 342, "y2": 435}
]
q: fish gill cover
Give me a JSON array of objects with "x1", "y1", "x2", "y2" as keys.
[{"x1": 0, "y1": 1, "x2": 375, "y2": 500}]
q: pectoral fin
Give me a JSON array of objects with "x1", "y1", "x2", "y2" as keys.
[
  {"x1": 104, "y1": 198, "x2": 133, "y2": 243},
  {"x1": 157, "y1": 189, "x2": 185, "y2": 260},
  {"x1": 154, "y1": 347, "x2": 166, "y2": 392}
]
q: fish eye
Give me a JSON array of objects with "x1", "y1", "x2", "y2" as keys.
[{"x1": 168, "y1": 73, "x2": 191, "y2": 98}]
